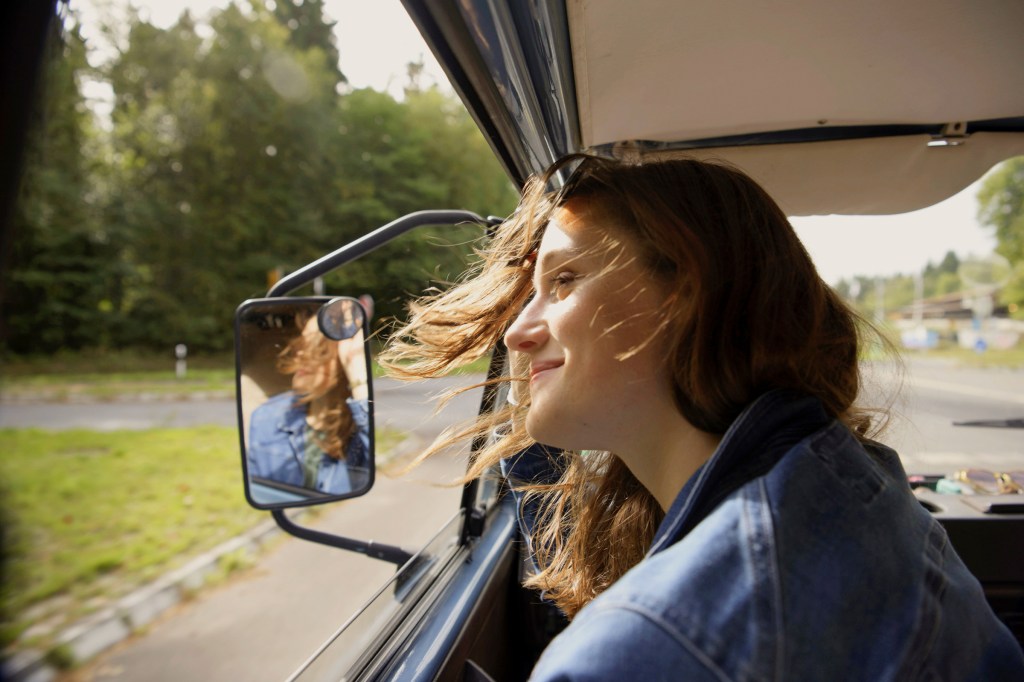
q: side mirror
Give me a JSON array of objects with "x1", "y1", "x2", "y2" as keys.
[{"x1": 235, "y1": 297, "x2": 374, "y2": 509}]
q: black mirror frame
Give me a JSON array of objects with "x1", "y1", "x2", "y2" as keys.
[{"x1": 234, "y1": 295, "x2": 375, "y2": 511}]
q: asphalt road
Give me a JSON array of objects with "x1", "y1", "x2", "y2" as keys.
[
  {"x1": 64, "y1": 453, "x2": 471, "y2": 682},
  {"x1": 7, "y1": 361, "x2": 1021, "y2": 681},
  {"x1": 862, "y1": 359, "x2": 1024, "y2": 472},
  {"x1": 0, "y1": 375, "x2": 483, "y2": 433},
  {"x1": 5, "y1": 361, "x2": 1020, "y2": 472}
]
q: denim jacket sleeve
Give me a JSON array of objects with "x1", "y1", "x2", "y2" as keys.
[
  {"x1": 344, "y1": 397, "x2": 370, "y2": 467},
  {"x1": 529, "y1": 605, "x2": 727, "y2": 682}
]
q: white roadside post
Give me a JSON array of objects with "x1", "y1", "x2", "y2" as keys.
[{"x1": 175, "y1": 344, "x2": 188, "y2": 379}]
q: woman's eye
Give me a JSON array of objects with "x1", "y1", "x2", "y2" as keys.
[{"x1": 550, "y1": 271, "x2": 578, "y2": 293}]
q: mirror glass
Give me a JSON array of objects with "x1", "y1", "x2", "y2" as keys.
[
  {"x1": 318, "y1": 296, "x2": 364, "y2": 340},
  {"x1": 235, "y1": 297, "x2": 374, "y2": 508}
]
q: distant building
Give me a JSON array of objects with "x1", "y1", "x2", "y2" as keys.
[
  {"x1": 892, "y1": 288, "x2": 1008, "y2": 321},
  {"x1": 892, "y1": 288, "x2": 1022, "y2": 351}
]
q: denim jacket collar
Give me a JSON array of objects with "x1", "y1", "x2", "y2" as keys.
[{"x1": 649, "y1": 389, "x2": 831, "y2": 556}]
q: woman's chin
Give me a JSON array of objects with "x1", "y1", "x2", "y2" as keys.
[
  {"x1": 525, "y1": 413, "x2": 576, "y2": 452},
  {"x1": 524, "y1": 415, "x2": 555, "y2": 447}
]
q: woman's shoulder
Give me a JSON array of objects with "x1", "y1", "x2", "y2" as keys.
[
  {"x1": 545, "y1": 455, "x2": 1019, "y2": 681},
  {"x1": 614, "y1": 425, "x2": 1018, "y2": 680},
  {"x1": 256, "y1": 390, "x2": 298, "y2": 413},
  {"x1": 271, "y1": 390, "x2": 299, "y2": 405},
  {"x1": 530, "y1": 503, "x2": 773, "y2": 680},
  {"x1": 251, "y1": 391, "x2": 302, "y2": 437}
]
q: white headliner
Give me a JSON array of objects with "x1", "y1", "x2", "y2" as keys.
[
  {"x1": 611, "y1": 133, "x2": 1024, "y2": 217},
  {"x1": 567, "y1": 0, "x2": 1024, "y2": 215}
]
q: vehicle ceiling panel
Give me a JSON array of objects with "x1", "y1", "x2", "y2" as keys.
[
  {"x1": 406, "y1": 0, "x2": 1024, "y2": 215},
  {"x1": 614, "y1": 132, "x2": 1024, "y2": 217},
  {"x1": 568, "y1": 0, "x2": 1024, "y2": 146}
]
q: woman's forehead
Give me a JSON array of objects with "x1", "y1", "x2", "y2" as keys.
[
  {"x1": 537, "y1": 201, "x2": 625, "y2": 264},
  {"x1": 536, "y1": 221, "x2": 588, "y2": 273},
  {"x1": 540, "y1": 203, "x2": 599, "y2": 251}
]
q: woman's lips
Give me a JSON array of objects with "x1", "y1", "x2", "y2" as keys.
[{"x1": 530, "y1": 359, "x2": 564, "y2": 382}]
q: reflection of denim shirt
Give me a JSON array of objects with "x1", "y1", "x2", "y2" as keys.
[
  {"x1": 507, "y1": 391, "x2": 1024, "y2": 681},
  {"x1": 248, "y1": 391, "x2": 370, "y2": 495}
]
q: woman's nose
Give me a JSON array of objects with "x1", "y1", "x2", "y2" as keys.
[{"x1": 504, "y1": 299, "x2": 546, "y2": 352}]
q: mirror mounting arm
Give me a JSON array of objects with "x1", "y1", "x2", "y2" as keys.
[
  {"x1": 272, "y1": 509, "x2": 413, "y2": 567},
  {"x1": 268, "y1": 210, "x2": 503, "y2": 297}
]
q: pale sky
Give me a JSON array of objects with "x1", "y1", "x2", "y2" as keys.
[
  {"x1": 791, "y1": 179, "x2": 998, "y2": 285},
  {"x1": 75, "y1": 0, "x2": 1005, "y2": 285},
  {"x1": 78, "y1": 0, "x2": 443, "y2": 97}
]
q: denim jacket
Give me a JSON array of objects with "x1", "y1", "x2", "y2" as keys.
[
  {"x1": 506, "y1": 391, "x2": 1024, "y2": 681},
  {"x1": 248, "y1": 391, "x2": 370, "y2": 495}
]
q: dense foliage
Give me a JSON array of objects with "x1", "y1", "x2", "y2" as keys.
[
  {"x1": 5, "y1": 21, "x2": 114, "y2": 352},
  {"x1": 978, "y1": 157, "x2": 1024, "y2": 318},
  {"x1": 834, "y1": 250, "x2": 966, "y2": 317},
  {"x1": 830, "y1": 157, "x2": 1024, "y2": 322},
  {"x1": 2, "y1": 1, "x2": 518, "y2": 355}
]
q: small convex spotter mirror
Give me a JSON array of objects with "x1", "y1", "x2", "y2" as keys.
[{"x1": 235, "y1": 297, "x2": 374, "y2": 509}]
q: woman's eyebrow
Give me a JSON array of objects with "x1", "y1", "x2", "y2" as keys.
[{"x1": 537, "y1": 246, "x2": 586, "y2": 271}]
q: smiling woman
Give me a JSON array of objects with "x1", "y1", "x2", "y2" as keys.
[{"x1": 382, "y1": 153, "x2": 1024, "y2": 680}]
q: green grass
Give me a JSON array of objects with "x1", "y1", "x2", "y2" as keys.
[
  {"x1": 0, "y1": 423, "x2": 409, "y2": 652},
  {"x1": 372, "y1": 354, "x2": 493, "y2": 378},
  {"x1": 0, "y1": 427, "x2": 261, "y2": 635},
  {"x1": 446, "y1": 355, "x2": 493, "y2": 375},
  {"x1": 1, "y1": 350, "x2": 234, "y2": 376},
  {"x1": 375, "y1": 428, "x2": 407, "y2": 463}
]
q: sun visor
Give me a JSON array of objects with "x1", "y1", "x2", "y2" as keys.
[{"x1": 609, "y1": 133, "x2": 1024, "y2": 217}]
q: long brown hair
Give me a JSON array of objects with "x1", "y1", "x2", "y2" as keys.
[
  {"x1": 277, "y1": 314, "x2": 356, "y2": 459},
  {"x1": 382, "y1": 154, "x2": 895, "y2": 616}
]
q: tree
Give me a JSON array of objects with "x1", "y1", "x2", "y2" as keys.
[
  {"x1": 270, "y1": 0, "x2": 344, "y2": 86},
  {"x1": 317, "y1": 85, "x2": 518, "y2": 329},
  {"x1": 98, "y1": 2, "x2": 519, "y2": 350},
  {"x1": 977, "y1": 157, "x2": 1024, "y2": 317},
  {"x1": 921, "y1": 251, "x2": 961, "y2": 298},
  {"x1": 938, "y1": 250, "x2": 960, "y2": 274},
  {"x1": 104, "y1": 3, "x2": 344, "y2": 350},
  {"x1": 2, "y1": 17, "x2": 117, "y2": 353},
  {"x1": 7, "y1": 1, "x2": 518, "y2": 355}
]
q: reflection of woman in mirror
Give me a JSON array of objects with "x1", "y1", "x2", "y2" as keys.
[{"x1": 248, "y1": 312, "x2": 370, "y2": 495}]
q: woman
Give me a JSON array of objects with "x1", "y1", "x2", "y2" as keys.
[
  {"x1": 383, "y1": 155, "x2": 1023, "y2": 679},
  {"x1": 249, "y1": 313, "x2": 370, "y2": 496}
]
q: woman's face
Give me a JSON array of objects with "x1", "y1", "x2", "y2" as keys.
[{"x1": 504, "y1": 200, "x2": 675, "y2": 453}]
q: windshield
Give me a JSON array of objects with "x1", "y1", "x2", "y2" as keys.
[{"x1": 792, "y1": 161, "x2": 1024, "y2": 477}]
